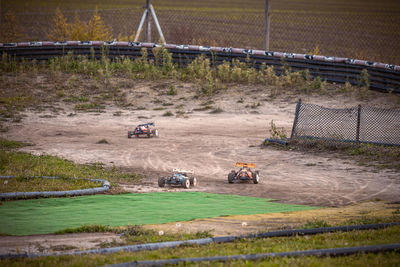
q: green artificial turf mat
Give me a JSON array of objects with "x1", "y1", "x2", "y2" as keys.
[{"x1": 0, "y1": 192, "x2": 318, "y2": 235}]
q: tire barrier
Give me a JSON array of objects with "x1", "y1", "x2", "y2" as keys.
[
  {"x1": 0, "y1": 176, "x2": 110, "y2": 200},
  {"x1": 0, "y1": 41, "x2": 399, "y2": 93},
  {"x1": 109, "y1": 243, "x2": 400, "y2": 266},
  {"x1": 1, "y1": 222, "x2": 398, "y2": 260},
  {"x1": 263, "y1": 138, "x2": 289, "y2": 146}
]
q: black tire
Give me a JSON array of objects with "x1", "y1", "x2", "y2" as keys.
[
  {"x1": 253, "y1": 171, "x2": 260, "y2": 184},
  {"x1": 158, "y1": 177, "x2": 166, "y2": 187},
  {"x1": 228, "y1": 171, "x2": 236, "y2": 183},
  {"x1": 182, "y1": 178, "x2": 190, "y2": 189},
  {"x1": 128, "y1": 132, "x2": 132, "y2": 139},
  {"x1": 190, "y1": 177, "x2": 197, "y2": 187},
  {"x1": 153, "y1": 129, "x2": 159, "y2": 137}
]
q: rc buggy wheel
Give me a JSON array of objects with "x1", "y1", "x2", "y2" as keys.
[
  {"x1": 253, "y1": 171, "x2": 260, "y2": 184},
  {"x1": 158, "y1": 177, "x2": 166, "y2": 187},
  {"x1": 182, "y1": 178, "x2": 190, "y2": 189},
  {"x1": 153, "y1": 129, "x2": 159, "y2": 137},
  {"x1": 228, "y1": 171, "x2": 235, "y2": 183},
  {"x1": 190, "y1": 177, "x2": 197, "y2": 187},
  {"x1": 128, "y1": 132, "x2": 133, "y2": 139}
]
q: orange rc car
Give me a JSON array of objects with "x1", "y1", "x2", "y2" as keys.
[{"x1": 228, "y1": 162, "x2": 260, "y2": 184}]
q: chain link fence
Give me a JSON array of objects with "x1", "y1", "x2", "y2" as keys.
[
  {"x1": 1, "y1": 0, "x2": 400, "y2": 64},
  {"x1": 291, "y1": 100, "x2": 400, "y2": 147}
]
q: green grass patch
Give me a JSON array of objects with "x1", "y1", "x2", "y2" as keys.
[
  {"x1": 0, "y1": 177, "x2": 102, "y2": 193},
  {"x1": 0, "y1": 150, "x2": 141, "y2": 184},
  {"x1": 0, "y1": 192, "x2": 317, "y2": 235},
  {"x1": 0, "y1": 138, "x2": 28, "y2": 150}
]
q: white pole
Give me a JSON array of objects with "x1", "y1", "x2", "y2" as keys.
[
  {"x1": 134, "y1": 9, "x2": 148, "y2": 42},
  {"x1": 149, "y1": 4, "x2": 166, "y2": 44}
]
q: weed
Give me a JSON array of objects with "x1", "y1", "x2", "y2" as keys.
[
  {"x1": 162, "y1": 102, "x2": 173, "y2": 106},
  {"x1": 359, "y1": 69, "x2": 370, "y2": 88},
  {"x1": 175, "y1": 110, "x2": 186, "y2": 117},
  {"x1": 96, "y1": 139, "x2": 109, "y2": 144},
  {"x1": 162, "y1": 111, "x2": 174, "y2": 116},
  {"x1": 250, "y1": 102, "x2": 261, "y2": 109},
  {"x1": 209, "y1": 107, "x2": 224, "y2": 114},
  {"x1": 312, "y1": 76, "x2": 322, "y2": 89},
  {"x1": 166, "y1": 85, "x2": 177, "y2": 95},
  {"x1": 269, "y1": 120, "x2": 287, "y2": 140},
  {"x1": 392, "y1": 209, "x2": 400, "y2": 215},
  {"x1": 201, "y1": 100, "x2": 214, "y2": 106},
  {"x1": 56, "y1": 90, "x2": 65, "y2": 98},
  {"x1": 194, "y1": 105, "x2": 213, "y2": 111}
]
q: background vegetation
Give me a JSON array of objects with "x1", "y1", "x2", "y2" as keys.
[{"x1": 1, "y1": 0, "x2": 399, "y2": 64}]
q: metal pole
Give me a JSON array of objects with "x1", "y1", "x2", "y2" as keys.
[
  {"x1": 146, "y1": 0, "x2": 151, "y2": 42},
  {"x1": 134, "y1": 9, "x2": 148, "y2": 42},
  {"x1": 356, "y1": 105, "x2": 361, "y2": 144},
  {"x1": 290, "y1": 99, "x2": 302, "y2": 139},
  {"x1": 149, "y1": 4, "x2": 165, "y2": 44},
  {"x1": 263, "y1": 0, "x2": 270, "y2": 51}
]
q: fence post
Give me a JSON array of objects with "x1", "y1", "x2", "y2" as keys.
[
  {"x1": 356, "y1": 104, "x2": 361, "y2": 144},
  {"x1": 290, "y1": 99, "x2": 302, "y2": 139},
  {"x1": 146, "y1": 0, "x2": 151, "y2": 43},
  {"x1": 263, "y1": 0, "x2": 270, "y2": 51}
]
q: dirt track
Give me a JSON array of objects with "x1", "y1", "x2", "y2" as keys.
[
  {"x1": 2, "y1": 81, "x2": 400, "y2": 254},
  {"x1": 4, "y1": 84, "x2": 400, "y2": 207}
]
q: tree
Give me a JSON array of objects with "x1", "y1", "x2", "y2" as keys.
[
  {"x1": 47, "y1": 8, "x2": 70, "y2": 41},
  {"x1": 1, "y1": 10, "x2": 21, "y2": 42},
  {"x1": 69, "y1": 11, "x2": 88, "y2": 40},
  {"x1": 87, "y1": 8, "x2": 112, "y2": 41}
]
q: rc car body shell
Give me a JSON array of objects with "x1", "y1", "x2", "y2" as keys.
[
  {"x1": 228, "y1": 162, "x2": 260, "y2": 184},
  {"x1": 158, "y1": 169, "x2": 197, "y2": 189},
  {"x1": 128, "y1": 122, "x2": 159, "y2": 138}
]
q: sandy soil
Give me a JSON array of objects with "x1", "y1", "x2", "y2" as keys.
[{"x1": 1, "y1": 81, "x2": 399, "y2": 254}]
